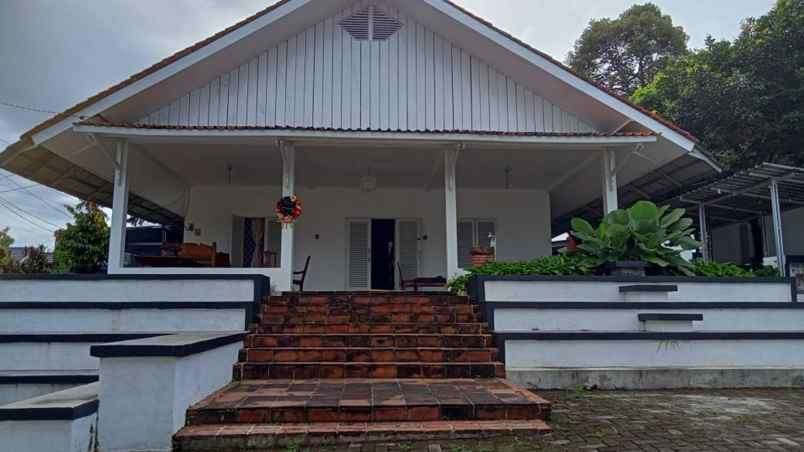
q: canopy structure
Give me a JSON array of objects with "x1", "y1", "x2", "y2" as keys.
[{"x1": 672, "y1": 162, "x2": 804, "y2": 274}]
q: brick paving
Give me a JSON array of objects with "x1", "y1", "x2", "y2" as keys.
[{"x1": 531, "y1": 388, "x2": 804, "y2": 451}]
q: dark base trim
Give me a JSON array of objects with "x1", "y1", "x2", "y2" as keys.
[
  {"x1": 485, "y1": 302, "x2": 804, "y2": 309},
  {"x1": 0, "y1": 301, "x2": 252, "y2": 310},
  {"x1": 0, "y1": 400, "x2": 98, "y2": 421},
  {"x1": 0, "y1": 332, "x2": 163, "y2": 343},
  {"x1": 638, "y1": 313, "x2": 703, "y2": 321},
  {"x1": 90, "y1": 331, "x2": 247, "y2": 358},
  {"x1": 0, "y1": 374, "x2": 98, "y2": 385},
  {"x1": 497, "y1": 331, "x2": 804, "y2": 341}
]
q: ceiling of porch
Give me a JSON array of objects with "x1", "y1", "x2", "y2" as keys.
[{"x1": 139, "y1": 140, "x2": 612, "y2": 191}]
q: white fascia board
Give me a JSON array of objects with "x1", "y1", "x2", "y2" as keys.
[
  {"x1": 689, "y1": 146, "x2": 723, "y2": 172},
  {"x1": 72, "y1": 125, "x2": 658, "y2": 146},
  {"x1": 422, "y1": 0, "x2": 697, "y2": 152},
  {"x1": 31, "y1": 0, "x2": 312, "y2": 146}
]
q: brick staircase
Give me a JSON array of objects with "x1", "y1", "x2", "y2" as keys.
[{"x1": 173, "y1": 292, "x2": 551, "y2": 451}]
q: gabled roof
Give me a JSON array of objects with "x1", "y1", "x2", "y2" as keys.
[{"x1": 11, "y1": 0, "x2": 697, "y2": 148}]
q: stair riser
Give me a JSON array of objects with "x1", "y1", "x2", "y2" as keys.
[
  {"x1": 240, "y1": 349, "x2": 498, "y2": 363},
  {"x1": 263, "y1": 304, "x2": 479, "y2": 316},
  {"x1": 187, "y1": 402, "x2": 545, "y2": 425},
  {"x1": 246, "y1": 335, "x2": 493, "y2": 348},
  {"x1": 269, "y1": 295, "x2": 472, "y2": 306},
  {"x1": 254, "y1": 324, "x2": 487, "y2": 334},
  {"x1": 233, "y1": 363, "x2": 506, "y2": 380},
  {"x1": 259, "y1": 313, "x2": 482, "y2": 324}
]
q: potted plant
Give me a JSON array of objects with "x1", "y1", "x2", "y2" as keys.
[{"x1": 569, "y1": 201, "x2": 701, "y2": 276}]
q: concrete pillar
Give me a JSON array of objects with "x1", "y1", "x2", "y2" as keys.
[
  {"x1": 279, "y1": 141, "x2": 296, "y2": 291},
  {"x1": 601, "y1": 149, "x2": 618, "y2": 213},
  {"x1": 444, "y1": 146, "x2": 461, "y2": 279},
  {"x1": 108, "y1": 139, "x2": 129, "y2": 273}
]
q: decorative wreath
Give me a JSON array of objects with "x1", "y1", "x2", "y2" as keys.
[{"x1": 276, "y1": 195, "x2": 303, "y2": 223}]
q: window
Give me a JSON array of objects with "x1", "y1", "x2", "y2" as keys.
[{"x1": 458, "y1": 219, "x2": 496, "y2": 269}]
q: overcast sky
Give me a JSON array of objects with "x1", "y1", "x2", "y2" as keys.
[{"x1": 0, "y1": 0, "x2": 776, "y2": 247}]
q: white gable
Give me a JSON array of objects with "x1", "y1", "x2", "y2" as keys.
[{"x1": 138, "y1": 1, "x2": 595, "y2": 134}]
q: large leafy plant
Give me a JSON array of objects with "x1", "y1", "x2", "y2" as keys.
[
  {"x1": 53, "y1": 202, "x2": 110, "y2": 273},
  {"x1": 447, "y1": 254, "x2": 589, "y2": 294},
  {"x1": 570, "y1": 201, "x2": 701, "y2": 275}
]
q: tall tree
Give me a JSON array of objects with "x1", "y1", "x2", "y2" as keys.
[
  {"x1": 567, "y1": 3, "x2": 688, "y2": 97},
  {"x1": 0, "y1": 227, "x2": 13, "y2": 271},
  {"x1": 633, "y1": 0, "x2": 804, "y2": 169}
]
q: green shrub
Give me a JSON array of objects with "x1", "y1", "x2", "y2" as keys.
[
  {"x1": 689, "y1": 260, "x2": 778, "y2": 278},
  {"x1": 570, "y1": 200, "x2": 700, "y2": 275},
  {"x1": 447, "y1": 254, "x2": 589, "y2": 294},
  {"x1": 53, "y1": 202, "x2": 110, "y2": 273}
]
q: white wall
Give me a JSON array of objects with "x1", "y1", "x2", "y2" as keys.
[
  {"x1": 0, "y1": 278, "x2": 255, "y2": 302},
  {"x1": 506, "y1": 339, "x2": 804, "y2": 369},
  {"x1": 483, "y1": 279, "x2": 794, "y2": 303},
  {"x1": 98, "y1": 342, "x2": 240, "y2": 452},
  {"x1": 0, "y1": 342, "x2": 99, "y2": 372},
  {"x1": 0, "y1": 383, "x2": 82, "y2": 406},
  {"x1": 494, "y1": 308, "x2": 804, "y2": 332},
  {"x1": 187, "y1": 185, "x2": 552, "y2": 290},
  {"x1": 0, "y1": 415, "x2": 97, "y2": 452},
  {"x1": 0, "y1": 309, "x2": 245, "y2": 333}
]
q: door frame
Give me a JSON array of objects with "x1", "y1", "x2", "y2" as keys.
[{"x1": 345, "y1": 217, "x2": 423, "y2": 290}]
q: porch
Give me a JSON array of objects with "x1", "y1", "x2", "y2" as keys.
[{"x1": 74, "y1": 126, "x2": 668, "y2": 292}]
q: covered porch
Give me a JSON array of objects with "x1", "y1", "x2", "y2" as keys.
[{"x1": 22, "y1": 124, "x2": 671, "y2": 291}]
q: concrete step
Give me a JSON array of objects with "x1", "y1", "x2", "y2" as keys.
[
  {"x1": 240, "y1": 347, "x2": 498, "y2": 363},
  {"x1": 185, "y1": 379, "x2": 550, "y2": 425},
  {"x1": 173, "y1": 419, "x2": 551, "y2": 451},
  {"x1": 253, "y1": 322, "x2": 488, "y2": 334},
  {"x1": 233, "y1": 362, "x2": 506, "y2": 380},
  {"x1": 258, "y1": 312, "x2": 482, "y2": 325},
  {"x1": 269, "y1": 293, "x2": 473, "y2": 306},
  {"x1": 245, "y1": 333, "x2": 494, "y2": 349}
]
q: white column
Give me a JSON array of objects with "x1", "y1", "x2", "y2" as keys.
[
  {"x1": 601, "y1": 149, "x2": 618, "y2": 213},
  {"x1": 444, "y1": 145, "x2": 461, "y2": 279},
  {"x1": 279, "y1": 141, "x2": 295, "y2": 291},
  {"x1": 770, "y1": 178, "x2": 786, "y2": 276},
  {"x1": 108, "y1": 139, "x2": 129, "y2": 273},
  {"x1": 698, "y1": 204, "x2": 710, "y2": 262}
]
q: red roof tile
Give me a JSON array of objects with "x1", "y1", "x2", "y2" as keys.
[{"x1": 19, "y1": 0, "x2": 693, "y2": 144}]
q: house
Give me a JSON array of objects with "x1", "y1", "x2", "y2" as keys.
[
  {"x1": 0, "y1": 0, "x2": 719, "y2": 292},
  {"x1": 3, "y1": 2, "x2": 804, "y2": 451}
]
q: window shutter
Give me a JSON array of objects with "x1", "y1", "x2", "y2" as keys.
[
  {"x1": 397, "y1": 220, "x2": 419, "y2": 286},
  {"x1": 477, "y1": 221, "x2": 496, "y2": 248},
  {"x1": 348, "y1": 220, "x2": 370, "y2": 289},
  {"x1": 458, "y1": 221, "x2": 474, "y2": 269}
]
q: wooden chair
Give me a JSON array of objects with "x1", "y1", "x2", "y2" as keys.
[{"x1": 293, "y1": 256, "x2": 311, "y2": 292}]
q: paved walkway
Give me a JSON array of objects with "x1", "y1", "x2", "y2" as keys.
[{"x1": 533, "y1": 388, "x2": 804, "y2": 451}]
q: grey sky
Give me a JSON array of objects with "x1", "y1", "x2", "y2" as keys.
[{"x1": 0, "y1": 0, "x2": 776, "y2": 247}]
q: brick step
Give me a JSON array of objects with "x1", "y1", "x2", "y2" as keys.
[
  {"x1": 269, "y1": 293, "x2": 473, "y2": 306},
  {"x1": 253, "y1": 322, "x2": 488, "y2": 335},
  {"x1": 245, "y1": 333, "x2": 494, "y2": 349},
  {"x1": 233, "y1": 362, "x2": 506, "y2": 380},
  {"x1": 262, "y1": 303, "x2": 479, "y2": 315},
  {"x1": 184, "y1": 379, "x2": 550, "y2": 425},
  {"x1": 258, "y1": 312, "x2": 482, "y2": 325},
  {"x1": 240, "y1": 347, "x2": 498, "y2": 363},
  {"x1": 173, "y1": 419, "x2": 551, "y2": 451}
]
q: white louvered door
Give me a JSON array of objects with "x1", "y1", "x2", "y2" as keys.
[
  {"x1": 347, "y1": 219, "x2": 371, "y2": 290},
  {"x1": 396, "y1": 219, "x2": 420, "y2": 288}
]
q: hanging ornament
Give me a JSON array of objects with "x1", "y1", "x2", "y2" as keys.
[{"x1": 275, "y1": 195, "x2": 303, "y2": 223}]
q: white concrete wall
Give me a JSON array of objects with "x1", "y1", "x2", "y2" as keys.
[
  {"x1": 0, "y1": 308, "x2": 245, "y2": 333},
  {"x1": 0, "y1": 414, "x2": 97, "y2": 452},
  {"x1": 187, "y1": 185, "x2": 552, "y2": 290},
  {"x1": 494, "y1": 308, "x2": 804, "y2": 332},
  {"x1": 0, "y1": 278, "x2": 255, "y2": 302},
  {"x1": 506, "y1": 339, "x2": 804, "y2": 369},
  {"x1": 0, "y1": 342, "x2": 100, "y2": 372},
  {"x1": 483, "y1": 279, "x2": 794, "y2": 303},
  {"x1": 0, "y1": 383, "x2": 82, "y2": 406},
  {"x1": 98, "y1": 342, "x2": 240, "y2": 452}
]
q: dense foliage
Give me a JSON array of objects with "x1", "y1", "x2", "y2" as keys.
[
  {"x1": 53, "y1": 202, "x2": 110, "y2": 273},
  {"x1": 633, "y1": 0, "x2": 804, "y2": 169},
  {"x1": 0, "y1": 228, "x2": 14, "y2": 272},
  {"x1": 447, "y1": 254, "x2": 589, "y2": 294},
  {"x1": 689, "y1": 260, "x2": 777, "y2": 278},
  {"x1": 570, "y1": 201, "x2": 701, "y2": 275},
  {"x1": 19, "y1": 246, "x2": 51, "y2": 274},
  {"x1": 567, "y1": 3, "x2": 688, "y2": 96}
]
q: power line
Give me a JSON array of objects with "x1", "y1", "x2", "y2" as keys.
[
  {"x1": 0, "y1": 198, "x2": 55, "y2": 233},
  {"x1": 0, "y1": 175, "x2": 72, "y2": 219},
  {"x1": 0, "y1": 194, "x2": 61, "y2": 229},
  {"x1": 0, "y1": 100, "x2": 63, "y2": 115}
]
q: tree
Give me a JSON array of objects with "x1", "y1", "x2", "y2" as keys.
[
  {"x1": 567, "y1": 3, "x2": 688, "y2": 97},
  {"x1": 53, "y1": 202, "x2": 110, "y2": 273},
  {"x1": 20, "y1": 246, "x2": 51, "y2": 274},
  {"x1": 633, "y1": 0, "x2": 804, "y2": 169},
  {"x1": 0, "y1": 227, "x2": 14, "y2": 272}
]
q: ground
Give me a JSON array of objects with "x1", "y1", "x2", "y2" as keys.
[{"x1": 531, "y1": 388, "x2": 804, "y2": 451}]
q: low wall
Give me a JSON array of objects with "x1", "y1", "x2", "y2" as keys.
[
  {"x1": 93, "y1": 332, "x2": 244, "y2": 452},
  {"x1": 471, "y1": 275, "x2": 804, "y2": 389}
]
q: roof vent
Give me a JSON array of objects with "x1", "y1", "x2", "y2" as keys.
[{"x1": 340, "y1": 5, "x2": 403, "y2": 41}]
